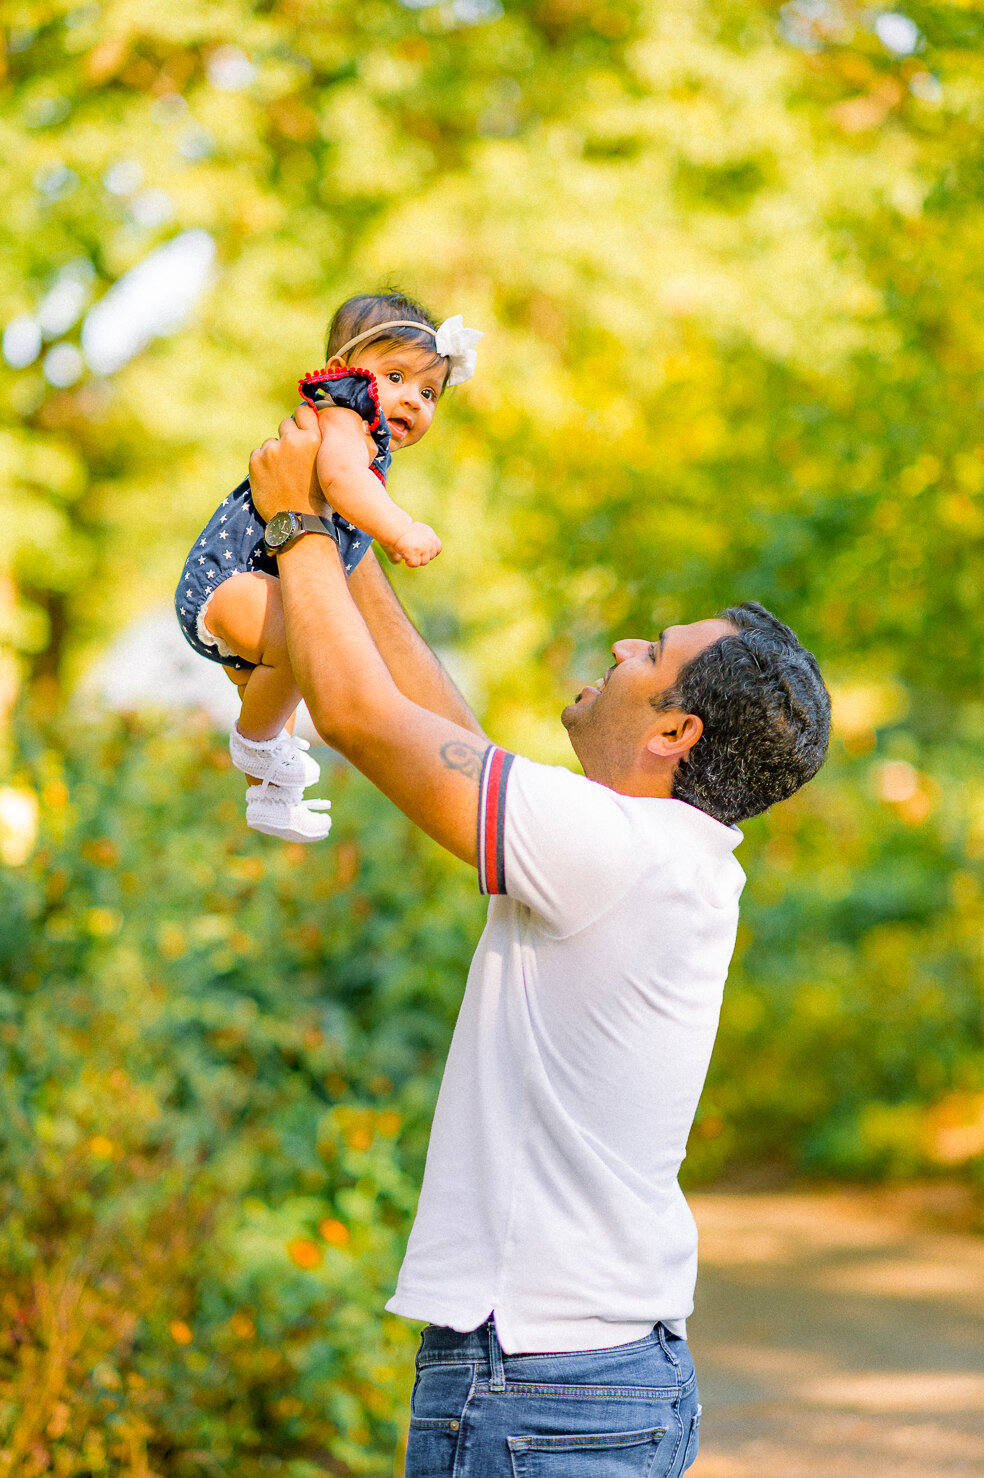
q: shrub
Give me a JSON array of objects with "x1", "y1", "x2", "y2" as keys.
[{"x1": 1, "y1": 714, "x2": 484, "y2": 1477}]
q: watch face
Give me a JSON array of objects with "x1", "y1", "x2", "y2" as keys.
[{"x1": 265, "y1": 511, "x2": 295, "y2": 548}]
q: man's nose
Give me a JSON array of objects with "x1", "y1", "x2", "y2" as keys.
[{"x1": 611, "y1": 639, "x2": 648, "y2": 663}]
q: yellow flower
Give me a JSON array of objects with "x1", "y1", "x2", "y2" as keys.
[{"x1": 83, "y1": 907, "x2": 123, "y2": 938}]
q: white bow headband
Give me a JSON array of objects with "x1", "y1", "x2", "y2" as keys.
[{"x1": 333, "y1": 315, "x2": 483, "y2": 387}]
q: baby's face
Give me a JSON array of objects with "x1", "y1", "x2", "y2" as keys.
[{"x1": 330, "y1": 343, "x2": 447, "y2": 450}]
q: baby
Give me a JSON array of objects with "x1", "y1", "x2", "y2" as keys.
[{"x1": 175, "y1": 290, "x2": 481, "y2": 842}]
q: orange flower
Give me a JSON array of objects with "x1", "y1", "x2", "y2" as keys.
[
  {"x1": 287, "y1": 1236, "x2": 323, "y2": 1270},
  {"x1": 169, "y1": 1320, "x2": 194, "y2": 1346},
  {"x1": 318, "y1": 1218, "x2": 350, "y2": 1247}
]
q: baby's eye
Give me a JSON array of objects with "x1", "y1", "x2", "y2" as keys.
[
  {"x1": 387, "y1": 371, "x2": 403, "y2": 384},
  {"x1": 422, "y1": 387, "x2": 435, "y2": 401}
]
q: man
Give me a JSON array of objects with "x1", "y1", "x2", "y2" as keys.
[{"x1": 248, "y1": 406, "x2": 831, "y2": 1478}]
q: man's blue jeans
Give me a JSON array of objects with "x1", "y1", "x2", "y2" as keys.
[{"x1": 404, "y1": 1319, "x2": 701, "y2": 1477}]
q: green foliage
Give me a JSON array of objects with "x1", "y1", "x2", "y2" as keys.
[
  {"x1": 1, "y1": 717, "x2": 486, "y2": 1476},
  {"x1": 1, "y1": 0, "x2": 984, "y2": 751},
  {"x1": 3, "y1": 0, "x2": 984, "y2": 1470},
  {"x1": 691, "y1": 735, "x2": 984, "y2": 1188}
]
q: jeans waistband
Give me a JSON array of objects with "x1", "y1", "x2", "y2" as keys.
[{"x1": 417, "y1": 1319, "x2": 681, "y2": 1367}]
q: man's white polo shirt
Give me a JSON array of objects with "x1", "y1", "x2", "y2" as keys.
[{"x1": 386, "y1": 748, "x2": 744, "y2": 1354}]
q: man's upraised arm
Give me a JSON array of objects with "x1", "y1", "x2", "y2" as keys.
[{"x1": 248, "y1": 410, "x2": 489, "y2": 867}]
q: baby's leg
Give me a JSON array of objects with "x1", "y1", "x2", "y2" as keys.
[
  {"x1": 205, "y1": 572, "x2": 298, "y2": 741},
  {"x1": 222, "y1": 667, "x2": 270, "y2": 789},
  {"x1": 224, "y1": 667, "x2": 297, "y2": 733},
  {"x1": 207, "y1": 574, "x2": 329, "y2": 840}
]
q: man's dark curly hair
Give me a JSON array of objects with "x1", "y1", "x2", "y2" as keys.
[{"x1": 652, "y1": 602, "x2": 830, "y2": 826}]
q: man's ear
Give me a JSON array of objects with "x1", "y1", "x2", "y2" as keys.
[{"x1": 645, "y1": 711, "x2": 703, "y2": 762}]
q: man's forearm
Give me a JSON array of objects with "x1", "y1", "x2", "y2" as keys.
[
  {"x1": 275, "y1": 537, "x2": 401, "y2": 743},
  {"x1": 347, "y1": 551, "x2": 486, "y2": 738}
]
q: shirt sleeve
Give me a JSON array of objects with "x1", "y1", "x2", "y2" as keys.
[{"x1": 477, "y1": 748, "x2": 641, "y2": 936}]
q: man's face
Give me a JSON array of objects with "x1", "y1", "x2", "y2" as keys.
[
  {"x1": 333, "y1": 343, "x2": 447, "y2": 450},
  {"x1": 562, "y1": 620, "x2": 736, "y2": 787}
]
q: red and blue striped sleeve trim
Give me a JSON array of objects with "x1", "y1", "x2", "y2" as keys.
[{"x1": 477, "y1": 747, "x2": 515, "y2": 895}]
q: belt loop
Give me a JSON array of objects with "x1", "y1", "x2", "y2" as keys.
[
  {"x1": 656, "y1": 1322, "x2": 680, "y2": 1370},
  {"x1": 488, "y1": 1318, "x2": 505, "y2": 1392}
]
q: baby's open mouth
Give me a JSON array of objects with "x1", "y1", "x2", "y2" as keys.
[{"x1": 390, "y1": 416, "x2": 411, "y2": 436}]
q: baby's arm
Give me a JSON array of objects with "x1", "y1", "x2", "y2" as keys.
[{"x1": 314, "y1": 408, "x2": 441, "y2": 568}]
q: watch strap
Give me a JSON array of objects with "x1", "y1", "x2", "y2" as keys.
[{"x1": 297, "y1": 513, "x2": 340, "y2": 546}]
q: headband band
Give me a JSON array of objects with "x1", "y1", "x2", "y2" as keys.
[
  {"x1": 332, "y1": 321, "x2": 434, "y2": 360},
  {"x1": 332, "y1": 315, "x2": 483, "y2": 387}
]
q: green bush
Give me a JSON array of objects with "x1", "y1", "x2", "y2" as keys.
[
  {"x1": 0, "y1": 715, "x2": 484, "y2": 1478},
  {"x1": 689, "y1": 736, "x2": 984, "y2": 1191},
  {"x1": 2, "y1": 714, "x2": 984, "y2": 1474}
]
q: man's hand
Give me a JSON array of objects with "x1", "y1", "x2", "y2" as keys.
[
  {"x1": 386, "y1": 521, "x2": 443, "y2": 568},
  {"x1": 248, "y1": 405, "x2": 327, "y2": 520}
]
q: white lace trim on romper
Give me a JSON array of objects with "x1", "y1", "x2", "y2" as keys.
[{"x1": 196, "y1": 586, "x2": 237, "y2": 660}]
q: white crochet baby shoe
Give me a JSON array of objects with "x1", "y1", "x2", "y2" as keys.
[
  {"x1": 230, "y1": 726, "x2": 320, "y2": 788},
  {"x1": 245, "y1": 783, "x2": 332, "y2": 842}
]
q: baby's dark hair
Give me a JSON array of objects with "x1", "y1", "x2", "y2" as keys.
[{"x1": 326, "y1": 290, "x2": 446, "y2": 375}]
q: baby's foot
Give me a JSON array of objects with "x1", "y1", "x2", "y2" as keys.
[
  {"x1": 245, "y1": 783, "x2": 332, "y2": 843},
  {"x1": 230, "y1": 726, "x2": 320, "y2": 788}
]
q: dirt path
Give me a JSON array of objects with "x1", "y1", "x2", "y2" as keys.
[{"x1": 687, "y1": 1189, "x2": 984, "y2": 1478}]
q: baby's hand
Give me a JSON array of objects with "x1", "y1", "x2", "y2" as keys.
[{"x1": 387, "y1": 521, "x2": 443, "y2": 568}]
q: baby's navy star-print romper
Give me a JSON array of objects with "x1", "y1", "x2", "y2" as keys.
[{"x1": 175, "y1": 368, "x2": 391, "y2": 672}]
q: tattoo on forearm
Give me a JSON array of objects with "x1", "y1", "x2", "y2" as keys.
[{"x1": 440, "y1": 741, "x2": 487, "y2": 781}]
